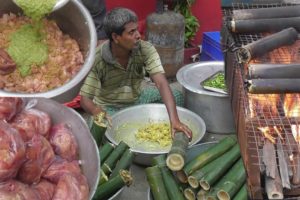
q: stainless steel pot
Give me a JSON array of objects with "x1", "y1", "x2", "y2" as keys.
[
  {"x1": 177, "y1": 61, "x2": 236, "y2": 134},
  {"x1": 0, "y1": 0, "x2": 97, "y2": 103},
  {"x1": 29, "y1": 98, "x2": 100, "y2": 199},
  {"x1": 105, "y1": 104, "x2": 206, "y2": 166}
]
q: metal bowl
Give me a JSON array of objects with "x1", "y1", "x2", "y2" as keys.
[
  {"x1": 28, "y1": 98, "x2": 100, "y2": 199},
  {"x1": 0, "y1": 0, "x2": 97, "y2": 103},
  {"x1": 147, "y1": 142, "x2": 217, "y2": 200},
  {"x1": 105, "y1": 104, "x2": 206, "y2": 166}
]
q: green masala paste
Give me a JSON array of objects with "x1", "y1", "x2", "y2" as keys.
[{"x1": 7, "y1": 0, "x2": 56, "y2": 76}]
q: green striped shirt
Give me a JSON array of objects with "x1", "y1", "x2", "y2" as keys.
[{"x1": 80, "y1": 40, "x2": 165, "y2": 107}]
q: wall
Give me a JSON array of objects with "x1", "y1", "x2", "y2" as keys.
[{"x1": 105, "y1": 0, "x2": 222, "y2": 45}]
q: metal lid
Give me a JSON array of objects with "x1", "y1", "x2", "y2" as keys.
[{"x1": 176, "y1": 61, "x2": 228, "y2": 97}]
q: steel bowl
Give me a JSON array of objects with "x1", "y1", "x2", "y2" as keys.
[
  {"x1": 28, "y1": 98, "x2": 100, "y2": 199},
  {"x1": 147, "y1": 142, "x2": 217, "y2": 200},
  {"x1": 0, "y1": 0, "x2": 97, "y2": 103},
  {"x1": 105, "y1": 104, "x2": 206, "y2": 166}
]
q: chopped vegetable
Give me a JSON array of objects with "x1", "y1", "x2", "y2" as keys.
[{"x1": 202, "y1": 72, "x2": 226, "y2": 90}]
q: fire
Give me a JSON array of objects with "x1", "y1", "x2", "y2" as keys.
[
  {"x1": 258, "y1": 127, "x2": 275, "y2": 144},
  {"x1": 249, "y1": 94, "x2": 280, "y2": 118}
]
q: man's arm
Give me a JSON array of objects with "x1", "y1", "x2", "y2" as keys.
[
  {"x1": 80, "y1": 96, "x2": 105, "y2": 116},
  {"x1": 150, "y1": 73, "x2": 192, "y2": 140}
]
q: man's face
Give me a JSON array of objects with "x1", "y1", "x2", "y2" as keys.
[{"x1": 115, "y1": 22, "x2": 141, "y2": 50}]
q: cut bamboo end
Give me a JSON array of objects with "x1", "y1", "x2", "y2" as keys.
[
  {"x1": 199, "y1": 180, "x2": 210, "y2": 191},
  {"x1": 166, "y1": 153, "x2": 184, "y2": 171},
  {"x1": 217, "y1": 190, "x2": 230, "y2": 200},
  {"x1": 120, "y1": 170, "x2": 133, "y2": 186},
  {"x1": 197, "y1": 189, "x2": 208, "y2": 200},
  {"x1": 176, "y1": 170, "x2": 188, "y2": 183},
  {"x1": 184, "y1": 188, "x2": 196, "y2": 200},
  {"x1": 187, "y1": 176, "x2": 199, "y2": 189}
]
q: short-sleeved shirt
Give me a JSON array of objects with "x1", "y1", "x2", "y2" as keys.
[{"x1": 80, "y1": 40, "x2": 165, "y2": 108}]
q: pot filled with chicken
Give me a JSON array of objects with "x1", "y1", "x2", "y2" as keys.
[
  {"x1": 0, "y1": 0, "x2": 97, "y2": 102},
  {"x1": 0, "y1": 97, "x2": 100, "y2": 200}
]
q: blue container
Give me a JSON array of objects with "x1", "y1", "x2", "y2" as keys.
[{"x1": 201, "y1": 31, "x2": 224, "y2": 61}]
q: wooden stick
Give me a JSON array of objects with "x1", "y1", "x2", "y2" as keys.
[
  {"x1": 292, "y1": 154, "x2": 300, "y2": 185},
  {"x1": 265, "y1": 164, "x2": 284, "y2": 200},
  {"x1": 276, "y1": 138, "x2": 291, "y2": 189},
  {"x1": 263, "y1": 140, "x2": 276, "y2": 179}
]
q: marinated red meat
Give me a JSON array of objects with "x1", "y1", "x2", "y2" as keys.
[
  {"x1": 49, "y1": 123, "x2": 78, "y2": 161},
  {"x1": 0, "y1": 190, "x2": 24, "y2": 200},
  {"x1": 32, "y1": 179, "x2": 55, "y2": 200},
  {"x1": 52, "y1": 173, "x2": 89, "y2": 200},
  {"x1": 11, "y1": 108, "x2": 52, "y2": 141},
  {"x1": 0, "y1": 97, "x2": 23, "y2": 121},
  {"x1": 0, "y1": 179, "x2": 40, "y2": 200},
  {"x1": 43, "y1": 158, "x2": 81, "y2": 184},
  {"x1": 18, "y1": 135, "x2": 55, "y2": 184},
  {"x1": 0, "y1": 121, "x2": 25, "y2": 182},
  {"x1": 0, "y1": 48, "x2": 16, "y2": 75}
]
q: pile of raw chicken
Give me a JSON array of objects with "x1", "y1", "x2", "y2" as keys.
[{"x1": 0, "y1": 97, "x2": 89, "y2": 200}]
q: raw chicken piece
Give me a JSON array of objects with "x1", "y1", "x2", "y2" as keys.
[
  {"x1": 49, "y1": 123, "x2": 78, "y2": 161},
  {"x1": 11, "y1": 108, "x2": 52, "y2": 141},
  {"x1": 0, "y1": 97, "x2": 23, "y2": 121},
  {"x1": 0, "y1": 121, "x2": 25, "y2": 182},
  {"x1": 32, "y1": 179, "x2": 55, "y2": 200}
]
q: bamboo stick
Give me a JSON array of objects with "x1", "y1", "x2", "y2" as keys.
[
  {"x1": 236, "y1": 27, "x2": 298, "y2": 63},
  {"x1": 110, "y1": 148, "x2": 134, "y2": 178},
  {"x1": 248, "y1": 79, "x2": 300, "y2": 94},
  {"x1": 263, "y1": 140, "x2": 276, "y2": 179},
  {"x1": 265, "y1": 166, "x2": 284, "y2": 200},
  {"x1": 232, "y1": 5, "x2": 300, "y2": 20},
  {"x1": 276, "y1": 139, "x2": 291, "y2": 189},
  {"x1": 183, "y1": 187, "x2": 197, "y2": 200},
  {"x1": 188, "y1": 166, "x2": 211, "y2": 189},
  {"x1": 196, "y1": 189, "x2": 208, "y2": 200},
  {"x1": 199, "y1": 144, "x2": 241, "y2": 191},
  {"x1": 183, "y1": 136, "x2": 237, "y2": 177},
  {"x1": 166, "y1": 132, "x2": 189, "y2": 171},
  {"x1": 93, "y1": 170, "x2": 133, "y2": 200},
  {"x1": 146, "y1": 166, "x2": 170, "y2": 200},
  {"x1": 99, "y1": 142, "x2": 115, "y2": 164},
  {"x1": 101, "y1": 141, "x2": 129, "y2": 175},
  {"x1": 91, "y1": 112, "x2": 107, "y2": 147},
  {"x1": 248, "y1": 63, "x2": 300, "y2": 79},
  {"x1": 98, "y1": 169, "x2": 108, "y2": 185},
  {"x1": 232, "y1": 183, "x2": 248, "y2": 200}
]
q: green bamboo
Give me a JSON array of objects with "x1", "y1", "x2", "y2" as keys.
[
  {"x1": 110, "y1": 148, "x2": 135, "y2": 178},
  {"x1": 101, "y1": 141, "x2": 129, "y2": 175},
  {"x1": 100, "y1": 142, "x2": 115, "y2": 163},
  {"x1": 183, "y1": 136, "x2": 237, "y2": 176},
  {"x1": 98, "y1": 169, "x2": 108, "y2": 185},
  {"x1": 196, "y1": 189, "x2": 208, "y2": 200},
  {"x1": 232, "y1": 183, "x2": 248, "y2": 200},
  {"x1": 206, "y1": 188, "x2": 218, "y2": 200},
  {"x1": 183, "y1": 187, "x2": 197, "y2": 200},
  {"x1": 199, "y1": 144, "x2": 241, "y2": 191},
  {"x1": 166, "y1": 132, "x2": 189, "y2": 171},
  {"x1": 92, "y1": 170, "x2": 133, "y2": 200},
  {"x1": 161, "y1": 167, "x2": 185, "y2": 200},
  {"x1": 146, "y1": 166, "x2": 170, "y2": 200},
  {"x1": 90, "y1": 113, "x2": 107, "y2": 147},
  {"x1": 187, "y1": 163, "x2": 213, "y2": 189},
  {"x1": 216, "y1": 158, "x2": 246, "y2": 200},
  {"x1": 152, "y1": 154, "x2": 167, "y2": 168}
]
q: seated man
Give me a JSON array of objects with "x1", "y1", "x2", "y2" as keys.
[{"x1": 80, "y1": 7, "x2": 192, "y2": 139}]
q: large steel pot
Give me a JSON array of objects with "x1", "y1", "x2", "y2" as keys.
[
  {"x1": 177, "y1": 61, "x2": 236, "y2": 134},
  {"x1": 28, "y1": 98, "x2": 100, "y2": 199},
  {"x1": 0, "y1": 0, "x2": 97, "y2": 103},
  {"x1": 105, "y1": 104, "x2": 206, "y2": 166}
]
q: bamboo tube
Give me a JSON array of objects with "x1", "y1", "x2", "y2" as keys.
[
  {"x1": 196, "y1": 189, "x2": 208, "y2": 200},
  {"x1": 188, "y1": 166, "x2": 211, "y2": 189},
  {"x1": 146, "y1": 166, "x2": 170, "y2": 200},
  {"x1": 93, "y1": 170, "x2": 133, "y2": 200},
  {"x1": 99, "y1": 142, "x2": 115, "y2": 163},
  {"x1": 276, "y1": 139, "x2": 291, "y2": 189},
  {"x1": 232, "y1": 5, "x2": 300, "y2": 20},
  {"x1": 152, "y1": 154, "x2": 167, "y2": 167},
  {"x1": 248, "y1": 64, "x2": 300, "y2": 79},
  {"x1": 166, "y1": 132, "x2": 189, "y2": 171},
  {"x1": 216, "y1": 159, "x2": 246, "y2": 200},
  {"x1": 101, "y1": 141, "x2": 129, "y2": 175},
  {"x1": 199, "y1": 144, "x2": 241, "y2": 191},
  {"x1": 110, "y1": 148, "x2": 134, "y2": 178},
  {"x1": 248, "y1": 79, "x2": 300, "y2": 94},
  {"x1": 183, "y1": 136, "x2": 237, "y2": 177},
  {"x1": 90, "y1": 112, "x2": 107, "y2": 147},
  {"x1": 98, "y1": 169, "x2": 108, "y2": 185},
  {"x1": 183, "y1": 187, "x2": 197, "y2": 200},
  {"x1": 232, "y1": 183, "x2": 248, "y2": 200},
  {"x1": 206, "y1": 188, "x2": 218, "y2": 200},
  {"x1": 230, "y1": 17, "x2": 300, "y2": 33},
  {"x1": 236, "y1": 27, "x2": 298, "y2": 63}
]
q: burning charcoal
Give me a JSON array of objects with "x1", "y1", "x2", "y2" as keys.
[
  {"x1": 229, "y1": 17, "x2": 300, "y2": 33},
  {"x1": 248, "y1": 63, "x2": 300, "y2": 79},
  {"x1": 232, "y1": 5, "x2": 300, "y2": 20},
  {"x1": 0, "y1": 48, "x2": 16, "y2": 75},
  {"x1": 276, "y1": 138, "x2": 291, "y2": 189},
  {"x1": 263, "y1": 140, "x2": 276, "y2": 178},
  {"x1": 247, "y1": 79, "x2": 300, "y2": 94},
  {"x1": 0, "y1": 121, "x2": 26, "y2": 182},
  {"x1": 0, "y1": 97, "x2": 23, "y2": 121},
  {"x1": 236, "y1": 28, "x2": 298, "y2": 63}
]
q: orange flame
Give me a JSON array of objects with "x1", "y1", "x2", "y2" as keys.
[{"x1": 249, "y1": 94, "x2": 280, "y2": 118}]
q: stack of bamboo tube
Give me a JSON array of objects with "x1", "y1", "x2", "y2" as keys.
[
  {"x1": 146, "y1": 136, "x2": 248, "y2": 200},
  {"x1": 92, "y1": 141, "x2": 135, "y2": 200}
]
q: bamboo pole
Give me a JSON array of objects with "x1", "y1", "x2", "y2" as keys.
[
  {"x1": 99, "y1": 142, "x2": 115, "y2": 163},
  {"x1": 276, "y1": 139, "x2": 291, "y2": 189},
  {"x1": 110, "y1": 148, "x2": 134, "y2": 178},
  {"x1": 146, "y1": 166, "x2": 170, "y2": 200},
  {"x1": 232, "y1": 183, "x2": 248, "y2": 200},
  {"x1": 166, "y1": 132, "x2": 189, "y2": 171},
  {"x1": 183, "y1": 187, "x2": 197, "y2": 200},
  {"x1": 91, "y1": 112, "x2": 107, "y2": 147}
]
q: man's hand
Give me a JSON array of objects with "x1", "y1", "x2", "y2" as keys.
[{"x1": 171, "y1": 121, "x2": 193, "y2": 141}]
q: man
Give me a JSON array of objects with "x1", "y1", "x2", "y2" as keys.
[{"x1": 80, "y1": 7, "x2": 192, "y2": 139}]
